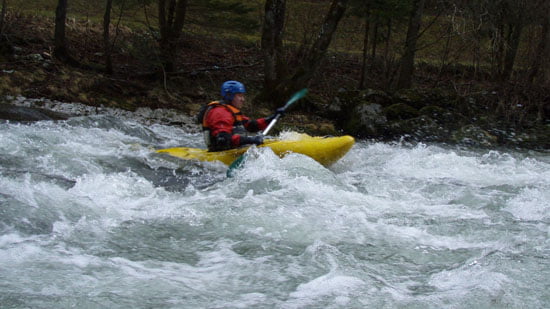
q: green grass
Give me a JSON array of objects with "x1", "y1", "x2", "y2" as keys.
[{"x1": 5, "y1": 0, "x2": 539, "y2": 75}]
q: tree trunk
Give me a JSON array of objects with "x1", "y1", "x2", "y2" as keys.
[
  {"x1": 396, "y1": 0, "x2": 425, "y2": 90},
  {"x1": 501, "y1": 22, "x2": 523, "y2": 81},
  {"x1": 359, "y1": 4, "x2": 371, "y2": 89},
  {"x1": 383, "y1": 18, "x2": 393, "y2": 85},
  {"x1": 492, "y1": 21, "x2": 505, "y2": 77},
  {"x1": 0, "y1": 0, "x2": 7, "y2": 36},
  {"x1": 438, "y1": 22, "x2": 452, "y2": 81},
  {"x1": 158, "y1": 0, "x2": 188, "y2": 73},
  {"x1": 53, "y1": 0, "x2": 79, "y2": 66},
  {"x1": 54, "y1": 0, "x2": 69, "y2": 60},
  {"x1": 261, "y1": 0, "x2": 286, "y2": 91},
  {"x1": 527, "y1": 3, "x2": 549, "y2": 84},
  {"x1": 384, "y1": 18, "x2": 392, "y2": 63},
  {"x1": 103, "y1": 0, "x2": 113, "y2": 74},
  {"x1": 370, "y1": 16, "x2": 378, "y2": 59},
  {"x1": 273, "y1": 0, "x2": 349, "y2": 104}
]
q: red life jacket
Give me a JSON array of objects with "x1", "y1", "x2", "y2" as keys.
[
  {"x1": 201, "y1": 101, "x2": 245, "y2": 129},
  {"x1": 200, "y1": 101, "x2": 247, "y2": 149}
]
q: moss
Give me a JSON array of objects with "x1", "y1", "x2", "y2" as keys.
[
  {"x1": 12, "y1": 71, "x2": 34, "y2": 84},
  {"x1": 342, "y1": 115, "x2": 360, "y2": 136},
  {"x1": 69, "y1": 82, "x2": 81, "y2": 95},
  {"x1": 118, "y1": 100, "x2": 138, "y2": 111},
  {"x1": 384, "y1": 103, "x2": 419, "y2": 121},
  {"x1": 394, "y1": 88, "x2": 423, "y2": 104},
  {"x1": 59, "y1": 72, "x2": 71, "y2": 81},
  {"x1": 317, "y1": 123, "x2": 338, "y2": 136},
  {"x1": 419, "y1": 105, "x2": 446, "y2": 117},
  {"x1": 418, "y1": 105, "x2": 457, "y2": 125},
  {"x1": 32, "y1": 69, "x2": 48, "y2": 82},
  {"x1": 0, "y1": 76, "x2": 13, "y2": 95},
  {"x1": 45, "y1": 85, "x2": 58, "y2": 95},
  {"x1": 77, "y1": 93, "x2": 89, "y2": 104}
]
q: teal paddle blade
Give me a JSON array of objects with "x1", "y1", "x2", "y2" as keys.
[
  {"x1": 283, "y1": 88, "x2": 308, "y2": 109},
  {"x1": 226, "y1": 153, "x2": 247, "y2": 177}
]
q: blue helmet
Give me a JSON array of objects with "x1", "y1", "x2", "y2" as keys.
[{"x1": 221, "y1": 80, "x2": 246, "y2": 102}]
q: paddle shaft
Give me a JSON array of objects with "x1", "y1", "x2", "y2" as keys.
[
  {"x1": 261, "y1": 88, "x2": 308, "y2": 136},
  {"x1": 262, "y1": 114, "x2": 280, "y2": 136}
]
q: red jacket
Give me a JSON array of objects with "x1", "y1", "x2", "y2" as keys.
[{"x1": 204, "y1": 102, "x2": 268, "y2": 148}]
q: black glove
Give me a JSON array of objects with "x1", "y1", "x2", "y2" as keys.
[
  {"x1": 275, "y1": 107, "x2": 285, "y2": 117},
  {"x1": 210, "y1": 132, "x2": 232, "y2": 151},
  {"x1": 240, "y1": 135, "x2": 264, "y2": 146},
  {"x1": 266, "y1": 107, "x2": 286, "y2": 123}
]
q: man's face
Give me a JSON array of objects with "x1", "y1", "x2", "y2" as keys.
[{"x1": 231, "y1": 93, "x2": 245, "y2": 109}]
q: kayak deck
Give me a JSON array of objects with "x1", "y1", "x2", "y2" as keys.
[{"x1": 156, "y1": 133, "x2": 355, "y2": 167}]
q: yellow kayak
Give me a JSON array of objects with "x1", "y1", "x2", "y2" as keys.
[{"x1": 156, "y1": 133, "x2": 355, "y2": 167}]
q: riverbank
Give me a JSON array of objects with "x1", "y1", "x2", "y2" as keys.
[
  {"x1": 1, "y1": 13, "x2": 548, "y2": 150},
  {"x1": 1, "y1": 95, "x2": 198, "y2": 130}
]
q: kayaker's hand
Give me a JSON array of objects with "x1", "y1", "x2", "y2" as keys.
[
  {"x1": 274, "y1": 107, "x2": 285, "y2": 117},
  {"x1": 266, "y1": 108, "x2": 285, "y2": 123},
  {"x1": 240, "y1": 135, "x2": 264, "y2": 146}
]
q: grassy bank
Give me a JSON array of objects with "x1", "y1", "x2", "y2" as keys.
[{"x1": 1, "y1": 2, "x2": 547, "y2": 143}]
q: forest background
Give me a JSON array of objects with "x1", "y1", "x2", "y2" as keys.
[{"x1": 0, "y1": 0, "x2": 548, "y2": 149}]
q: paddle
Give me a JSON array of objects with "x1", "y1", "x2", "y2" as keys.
[{"x1": 226, "y1": 88, "x2": 308, "y2": 177}]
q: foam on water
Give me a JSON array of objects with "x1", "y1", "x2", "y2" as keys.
[
  {"x1": 504, "y1": 187, "x2": 550, "y2": 221},
  {"x1": 1, "y1": 113, "x2": 549, "y2": 308}
]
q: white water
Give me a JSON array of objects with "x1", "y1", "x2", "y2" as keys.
[{"x1": 1, "y1": 112, "x2": 549, "y2": 308}]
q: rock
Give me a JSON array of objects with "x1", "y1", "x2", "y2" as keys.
[
  {"x1": 394, "y1": 88, "x2": 426, "y2": 109},
  {"x1": 384, "y1": 103, "x2": 420, "y2": 120},
  {"x1": 418, "y1": 105, "x2": 457, "y2": 126},
  {"x1": 27, "y1": 54, "x2": 44, "y2": 62},
  {"x1": 451, "y1": 124, "x2": 498, "y2": 147},
  {"x1": 0, "y1": 103, "x2": 70, "y2": 121},
  {"x1": 343, "y1": 102, "x2": 387, "y2": 137},
  {"x1": 505, "y1": 124, "x2": 550, "y2": 150},
  {"x1": 329, "y1": 88, "x2": 392, "y2": 116},
  {"x1": 328, "y1": 95, "x2": 343, "y2": 114},
  {"x1": 387, "y1": 116, "x2": 447, "y2": 142},
  {"x1": 361, "y1": 88, "x2": 393, "y2": 106},
  {"x1": 12, "y1": 46, "x2": 23, "y2": 54}
]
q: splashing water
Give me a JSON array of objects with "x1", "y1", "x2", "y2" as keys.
[{"x1": 1, "y1": 114, "x2": 549, "y2": 308}]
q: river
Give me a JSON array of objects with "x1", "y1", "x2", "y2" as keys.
[{"x1": 1, "y1": 102, "x2": 549, "y2": 308}]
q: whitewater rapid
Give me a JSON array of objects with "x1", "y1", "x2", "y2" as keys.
[{"x1": 0, "y1": 107, "x2": 549, "y2": 308}]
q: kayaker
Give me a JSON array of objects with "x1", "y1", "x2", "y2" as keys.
[{"x1": 199, "y1": 80, "x2": 283, "y2": 151}]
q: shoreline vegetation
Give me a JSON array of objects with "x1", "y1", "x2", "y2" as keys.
[{"x1": 0, "y1": 2, "x2": 548, "y2": 150}]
